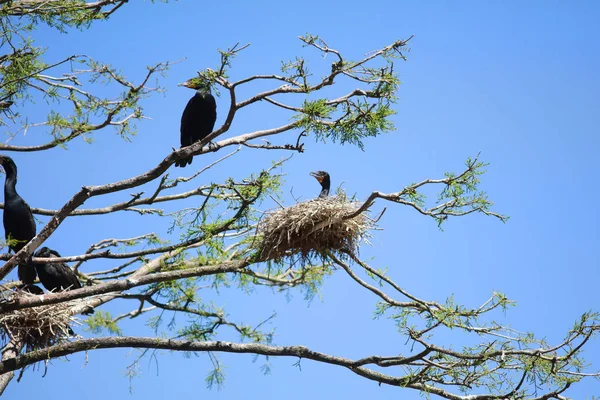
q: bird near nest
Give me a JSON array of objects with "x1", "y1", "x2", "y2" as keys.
[
  {"x1": 0, "y1": 155, "x2": 36, "y2": 285},
  {"x1": 34, "y1": 247, "x2": 82, "y2": 292},
  {"x1": 175, "y1": 77, "x2": 217, "y2": 168},
  {"x1": 34, "y1": 247, "x2": 94, "y2": 315},
  {"x1": 309, "y1": 171, "x2": 331, "y2": 198}
]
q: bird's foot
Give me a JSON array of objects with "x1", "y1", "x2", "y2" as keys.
[{"x1": 207, "y1": 142, "x2": 219, "y2": 152}]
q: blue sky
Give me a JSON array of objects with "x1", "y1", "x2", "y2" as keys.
[{"x1": 3, "y1": 0, "x2": 600, "y2": 398}]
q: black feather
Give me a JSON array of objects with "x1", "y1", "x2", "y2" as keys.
[
  {"x1": 34, "y1": 247, "x2": 94, "y2": 315},
  {"x1": 34, "y1": 247, "x2": 81, "y2": 292},
  {"x1": 175, "y1": 82, "x2": 217, "y2": 168},
  {"x1": 0, "y1": 155, "x2": 36, "y2": 284}
]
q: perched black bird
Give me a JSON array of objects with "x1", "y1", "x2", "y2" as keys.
[
  {"x1": 34, "y1": 247, "x2": 94, "y2": 315},
  {"x1": 33, "y1": 247, "x2": 82, "y2": 292},
  {"x1": 309, "y1": 171, "x2": 331, "y2": 198},
  {"x1": 175, "y1": 77, "x2": 217, "y2": 168},
  {"x1": 0, "y1": 155, "x2": 36, "y2": 284}
]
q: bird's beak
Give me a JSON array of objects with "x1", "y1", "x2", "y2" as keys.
[
  {"x1": 309, "y1": 172, "x2": 323, "y2": 182},
  {"x1": 178, "y1": 80, "x2": 192, "y2": 88}
]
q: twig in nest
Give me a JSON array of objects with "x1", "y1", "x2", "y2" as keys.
[
  {"x1": 0, "y1": 291, "x2": 79, "y2": 352},
  {"x1": 256, "y1": 193, "x2": 374, "y2": 262}
]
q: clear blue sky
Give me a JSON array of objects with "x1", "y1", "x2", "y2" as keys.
[{"x1": 4, "y1": 1, "x2": 600, "y2": 398}]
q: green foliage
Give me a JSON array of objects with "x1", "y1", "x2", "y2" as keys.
[
  {"x1": 293, "y1": 88, "x2": 397, "y2": 151},
  {"x1": 281, "y1": 56, "x2": 310, "y2": 91},
  {"x1": 1, "y1": 5, "x2": 590, "y2": 395},
  {"x1": 382, "y1": 155, "x2": 511, "y2": 228},
  {"x1": 205, "y1": 352, "x2": 226, "y2": 390},
  {"x1": 85, "y1": 310, "x2": 122, "y2": 336},
  {"x1": 2, "y1": 1, "x2": 100, "y2": 31},
  {"x1": 289, "y1": 33, "x2": 404, "y2": 149},
  {"x1": 0, "y1": 6, "x2": 168, "y2": 145},
  {"x1": 368, "y1": 278, "x2": 598, "y2": 397},
  {"x1": 3, "y1": 234, "x2": 27, "y2": 249},
  {"x1": 323, "y1": 101, "x2": 393, "y2": 149},
  {"x1": 171, "y1": 165, "x2": 283, "y2": 256},
  {"x1": 0, "y1": 43, "x2": 45, "y2": 105}
]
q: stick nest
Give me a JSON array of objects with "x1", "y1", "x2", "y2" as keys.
[
  {"x1": 257, "y1": 195, "x2": 373, "y2": 262},
  {"x1": 0, "y1": 291, "x2": 76, "y2": 351}
]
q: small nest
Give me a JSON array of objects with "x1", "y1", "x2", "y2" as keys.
[
  {"x1": 0, "y1": 291, "x2": 76, "y2": 352},
  {"x1": 257, "y1": 195, "x2": 373, "y2": 262}
]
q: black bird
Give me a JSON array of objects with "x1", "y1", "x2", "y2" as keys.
[
  {"x1": 34, "y1": 247, "x2": 94, "y2": 316},
  {"x1": 309, "y1": 171, "x2": 331, "y2": 198},
  {"x1": 0, "y1": 155, "x2": 36, "y2": 284},
  {"x1": 33, "y1": 247, "x2": 82, "y2": 292},
  {"x1": 175, "y1": 77, "x2": 217, "y2": 168}
]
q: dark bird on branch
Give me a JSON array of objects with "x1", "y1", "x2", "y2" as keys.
[
  {"x1": 0, "y1": 155, "x2": 36, "y2": 285},
  {"x1": 34, "y1": 247, "x2": 82, "y2": 292},
  {"x1": 34, "y1": 247, "x2": 94, "y2": 315},
  {"x1": 310, "y1": 171, "x2": 331, "y2": 198},
  {"x1": 175, "y1": 77, "x2": 217, "y2": 168}
]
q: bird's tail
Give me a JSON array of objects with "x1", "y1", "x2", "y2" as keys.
[
  {"x1": 175, "y1": 155, "x2": 193, "y2": 168},
  {"x1": 18, "y1": 255, "x2": 37, "y2": 285}
]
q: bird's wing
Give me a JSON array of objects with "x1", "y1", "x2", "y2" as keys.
[
  {"x1": 208, "y1": 94, "x2": 217, "y2": 123},
  {"x1": 4, "y1": 198, "x2": 36, "y2": 251},
  {"x1": 23, "y1": 199, "x2": 35, "y2": 236},
  {"x1": 59, "y1": 264, "x2": 82, "y2": 289},
  {"x1": 180, "y1": 96, "x2": 197, "y2": 147}
]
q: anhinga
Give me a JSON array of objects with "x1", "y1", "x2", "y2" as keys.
[
  {"x1": 0, "y1": 155, "x2": 36, "y2": 285},
  {"x1": 175, "y1": 77, "x2": 217, "y2": 168},
  {"x1": 309, "y1": 171, "x2": 331, "y2": 198},
  {"x1": 34, "y1": 247, "x2": 82, "y2": 292}
]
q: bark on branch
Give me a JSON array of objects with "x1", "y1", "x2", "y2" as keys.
[
  {"x1": 0, "y1": 336, "x2": 492, "y2": 400},
  {"x1": 0, "y1": 260, "x2": 249, "y2": 313}
]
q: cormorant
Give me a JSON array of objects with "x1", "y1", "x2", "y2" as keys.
[
  {"x1": 33, "y1": 247, "x2": 82, "y2": 292},
  {"x1": 0, "y1": 155, "x2": 36, "y2": 284},
  {"x1": 34, "y1": 247, "x2": 94, "y2": 315},
  {"x1": 175, "y1": 77, "x2": 217, "y2": 168},
  {"x1": 309, "y1": 171, "x2": 331, "y2": 198}
]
